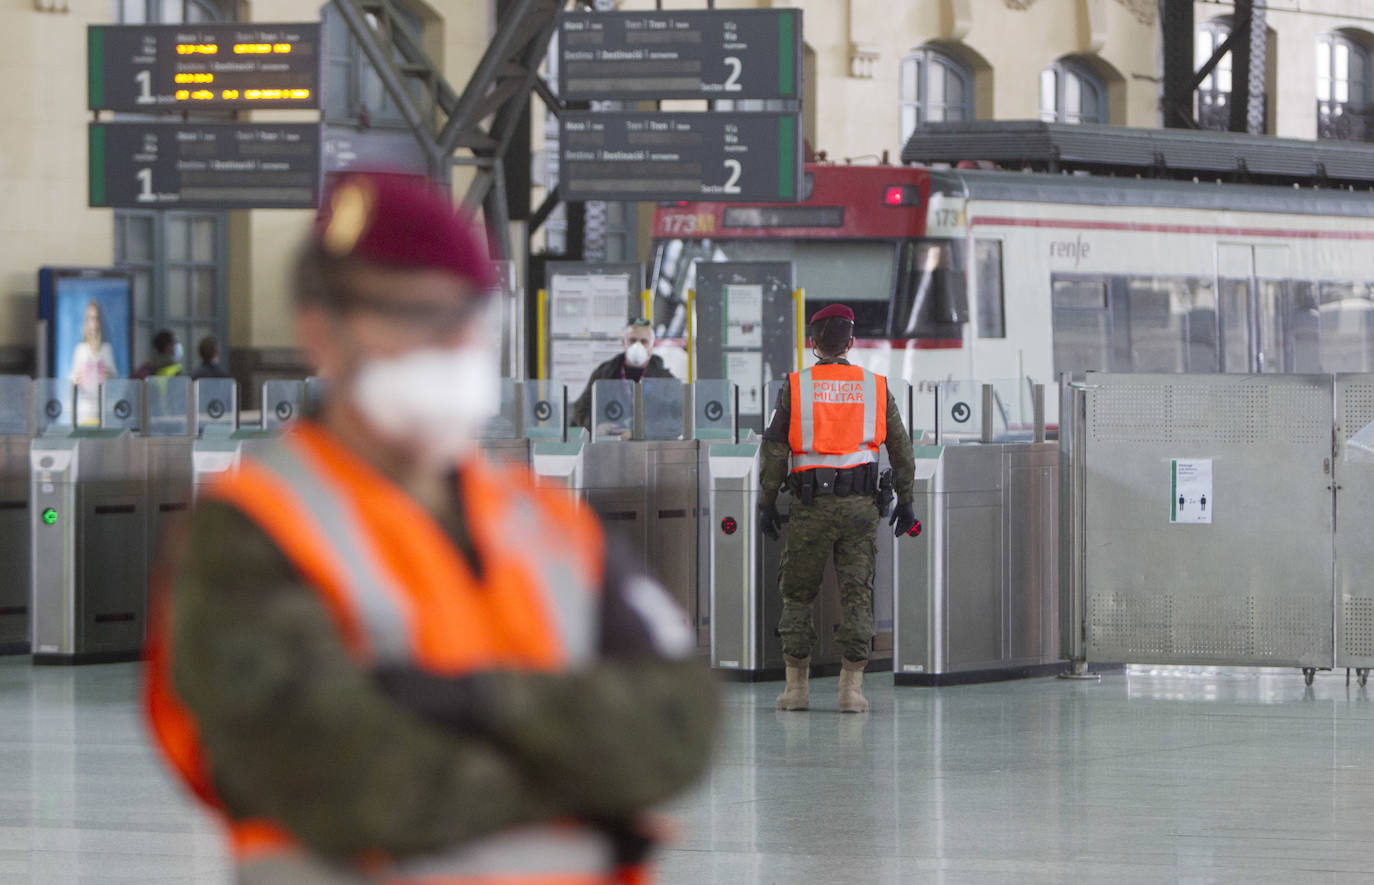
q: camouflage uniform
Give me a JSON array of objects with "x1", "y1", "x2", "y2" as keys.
[
  {"x1": 167, "y1": 478, "x2": 718, "y2": 860},
  {"x1": 759, "y1": 357, "x2": 916, "y2": 663}
]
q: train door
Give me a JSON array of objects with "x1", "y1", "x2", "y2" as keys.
[{"x1": 1217, "y1": 244, "x2": 1291, "y2": 373}]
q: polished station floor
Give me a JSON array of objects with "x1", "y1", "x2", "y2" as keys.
[{"x1": 4, "y1": 660, "x2": 1374, "y2": 884}]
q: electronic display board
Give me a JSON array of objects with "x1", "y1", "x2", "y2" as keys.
[
  {"x1": 89, "y1": 122, "x2": 320, "y2": 210},
  {"x1": 87, "y1": 23, "x2": 320, "y2": 111},
  {"x1": 559, "y1": 111, "x2": 801, "y2": 203},
  {"x1": 559, "y1": 9, "x2": 801, "y2": 101}
]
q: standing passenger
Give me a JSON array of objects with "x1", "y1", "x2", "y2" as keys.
[
  {"x1": 145, "y1": 172, "x2": 718, "y2": 884},
  {"x1": 757, "y1": 304, "x2": 919, "y2": 713}
]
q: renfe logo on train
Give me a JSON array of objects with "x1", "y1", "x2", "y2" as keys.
[
  {"x1": 815, "y1": 380, "x2": 865, "y2": 403},
  {"x1": 1050, "y1": 233, "x2": 1091, "y2": 266}
]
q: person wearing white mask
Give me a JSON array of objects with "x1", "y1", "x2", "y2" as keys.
[
  {"x1": 146, "y1": 172, "x2": 717, "y2": 885},
  {"x1": 570, "y1": 318, "x2": 675, "y2": 432}
]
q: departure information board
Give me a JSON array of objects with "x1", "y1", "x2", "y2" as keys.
[
  {"x1": 87, "y1": 23, "x2": 320, "y2": 111},
  {"x1": 558, "y1": 9, "x2": 801, "y2": 101},
  {"x1": 89, "y1": 122, "x2": 320, "y2": 210},
  {"x1": 559, "y1": 111, "x2": 801, "y2": 202}
]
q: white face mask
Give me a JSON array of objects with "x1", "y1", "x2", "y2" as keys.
[
  {"x1": 352, "y1": 346, "x2": 501, "y2": 466},
  {"x1": 625, "y1": 341, "x2": 651, "y2": 368}
]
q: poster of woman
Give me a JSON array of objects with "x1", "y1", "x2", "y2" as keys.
[{"x1": 38, "y1": 269, "x2": 133, "y2": 426}]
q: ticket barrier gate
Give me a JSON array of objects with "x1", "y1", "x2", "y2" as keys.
[
  {"x1": 145, "y1": 377, "x2": 195, "y2": 567},
  {"x1": 191, "y1": 379, "x2": 304, "y2": 495},
  {"x1": 480, "y1": 380, "x2": 568, "y2": 467},
  {"x1": 30, "y1": 380, "x2": 149, "y2": 663},
  {"x1": 893, "y1": 384, "x2": 1064, "y2": 685},
  {"x1": 565, "y1": 379, "x2": 739, "y2": 650},
  {"x1": 707, "y1": 379, "x2": 917, "y2": 679},
  {"x1": 0, "y1": 377, "x2": 32, "y2": 653}
]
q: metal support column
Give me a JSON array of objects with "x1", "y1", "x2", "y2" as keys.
[
  {"x1": 1160, "y1": 0, "x2": 1194, "y2": 129},
  {"x1": 1228, "y1": 0, "x2": 1266, "y2": 135}
]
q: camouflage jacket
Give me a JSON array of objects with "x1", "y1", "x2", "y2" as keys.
[
  {"x1": 167, "y1": 475, "x2": 718, "y2": 861},
  {"x1": 758, "y1": 357, "x2": 917, "y2": 509}
]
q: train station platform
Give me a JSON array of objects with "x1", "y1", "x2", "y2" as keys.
[{"x1": 5, "y1": 658, "x2": 1374, "y2": 884}]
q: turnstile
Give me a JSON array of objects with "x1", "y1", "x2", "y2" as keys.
[
  {"x1": 707, "y1": 443, "x2": 898, "y2": 680},
  {"x1": 0, "y1": 376, "x2": 32, "y2": 653},
  {"x1": 144, "y1": 377, "x2": 194, "y2": 565},
  {"x1": 892, "y1": 442, "x2": 1062, "y2": 685},
  {"x1": 30, "y1": 380, "x2": 148, "y2": 664},
  {"x1": 190, "y1": 379, "x2": 287, "y2": 494}
]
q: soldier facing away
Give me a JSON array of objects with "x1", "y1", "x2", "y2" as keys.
[{"x1": 757, "y1": 303, "x2": 919, "y2": 713}]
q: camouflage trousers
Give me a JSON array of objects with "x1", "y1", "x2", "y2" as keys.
[{"x1": 777, "y1": 494, "x2": 877, "y2": 663}]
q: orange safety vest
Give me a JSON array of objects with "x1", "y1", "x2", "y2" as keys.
[
  {"x1": 786, "y1": 364, "x2": 887, "y2": 472},
  {"x1": 144, "y1": 421, "x2": 645, "y2": 885}
]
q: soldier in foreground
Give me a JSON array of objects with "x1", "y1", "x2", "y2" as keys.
[
  {"x1": 757, "y1": 304, "x2": 919, "y2": 713},
  {"x1": 145, "y1": 172, "x2": 718, "y2": 884}
]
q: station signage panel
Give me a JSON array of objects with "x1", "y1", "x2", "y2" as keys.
[
  {"x1": 89, "y1": 122, "x2": 320, "y2": 210},
  {"x1": 558, "y1": 9, "x2": 800, "y2": 101},
  {"x1": 87, "y1": 23, "x2": 320, "y2": 111},
  {"x1": 559, "y1": 111, "x2": 801, "y2": 203}
]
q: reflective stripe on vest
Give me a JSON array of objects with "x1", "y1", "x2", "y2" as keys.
[
  {"x1": 252, "y1": 442, "x2": 416, "y2": 664},
  {"x1": 788, "y1": 365, "x2": 887, "y2": 473}
]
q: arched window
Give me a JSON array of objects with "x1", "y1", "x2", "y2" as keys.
[
  {"x1": 1317, "y1": 31, "x2": 1374, "y2": 141},
  {"x1": 1196, "y1": 18, "x2": 1233, "y2": 131},
  {"x1": 1039, "y1": 57, "x2": 1105, "y2": 124},
  {"x1": 899, "y1": 47, "x2": 973, "y2": 145}
]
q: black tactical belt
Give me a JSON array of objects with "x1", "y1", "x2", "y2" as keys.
[{"x1": 788, "y1": 463, "x2": 878, "y2": 504}]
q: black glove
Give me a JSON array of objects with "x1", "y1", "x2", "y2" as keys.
[
  {"x1": 758, "y1": 501, "x2": 783, "y2": 540},
  {"x1": 889, "y1": 502, "x2": 919, "y2": 538}
]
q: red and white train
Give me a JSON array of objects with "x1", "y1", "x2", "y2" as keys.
[{"x1": 650, "y1": 153, "x2": 1374, "y2": 425}]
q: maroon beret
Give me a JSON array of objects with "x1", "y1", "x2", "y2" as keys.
[
  {"x1": 314, "y1": 171, "x2": 498, "y2": 291},
  {"x1": 810, "y1": 304, "x2": 855, "y2": 324}
]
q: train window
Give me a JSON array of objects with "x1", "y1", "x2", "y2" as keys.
[
  {"x1": 1123, "y1": 277, "x2": 1217, "y2": 373},
  {"x1": 1316, "y1": 282, "x2": 1374, "y2": 372},
  {"x1": 1051, "y1": 276, "x2": 1111, "y2": 373},
  {"x1": 1053, "y1": 278, "x2": 1107, "y2": 310},
  {"x1": 974, "y1": 240, "x2": 1005, "y2": 339},
  {"x1": 648, "y1": 238, "x2": 899, "y2": 338},
  {"x1": 891, "y1": 240, "x2": 967, "y2": 341}
]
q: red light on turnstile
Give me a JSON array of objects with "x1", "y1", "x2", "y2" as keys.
[
  {"x1": 721, "y1": 517, "x2": 738, "y2": 535},
  {"x1": 908, "y1": 520, "x2": 921, "y2": 537}
]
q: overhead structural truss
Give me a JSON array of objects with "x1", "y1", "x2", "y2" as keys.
[{"x1": 332, "y1": 0, "x2": 564, "y2": 256}]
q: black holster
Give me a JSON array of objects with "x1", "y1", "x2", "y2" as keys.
[{"x1": 875, "y1": 468, "x2": 894, "y2": 518}]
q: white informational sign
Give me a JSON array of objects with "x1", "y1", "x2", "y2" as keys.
[
  {"x1": 727, "y1": 351, "x2": 764, "y2": 416},
  {"x1": 551, "y1": 339, "x2": 625, "y2": 390},
  {"x1": 550, "y1": 273, "x2": 632, "y2": 337},
  {"x1": 1170, "y1": 458, "x2": 1213, "y2": 525},
  {"x1": 724, "y1": 283, "x2": 763, "y2": 348}
]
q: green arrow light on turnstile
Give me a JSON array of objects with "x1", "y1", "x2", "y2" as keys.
[{"x1": 41, "y1": 508, "x2": 57, "y2": 526}]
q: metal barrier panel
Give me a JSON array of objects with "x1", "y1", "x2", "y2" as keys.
[
  {"x1": 194, "y1": 378, "x2": 238, "y2": 436},
  {"x1": 261, "y1": 380, "x2": 306, "y2": 431},
  {"x1": 100, "y1": 380, "x2": 144, "y2": 432},
  {"x1": 643, "y1": 378, "x2": 686, "y2": 441},
  {"x1": 32, "y1": 380, "x2": 73, "y2": 436},
  {"x1": 589, "y1": 380, "x2": 634, "y2": 442},
  {"x1": 522, "y1": 381, "x2": 565, "y2": 440},
  {"x1": 1336, "y1": 375, "x2": 1374, "y2": 669},
  {"x1": 1081, "y1": 374, "x2": 1333, "y2": 668},
  {"x1": 146, "y1": 377, "x2": 191, "y2": 437},
  {"x1": 486, "y1": 379, "x2": 522, "y2": 440},
  {"x1": 693, "y1": 380, "x2": 736, "y2": 441}
]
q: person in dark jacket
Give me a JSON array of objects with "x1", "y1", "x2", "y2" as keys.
[
  {"x1": 570, "y1": 319, "x2": 675, "y2": 431},
  {"x1": 189, "y1": 335, "x2": 231, "y2": 380}
]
